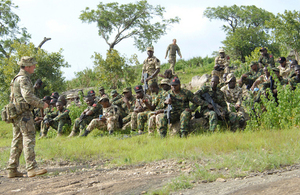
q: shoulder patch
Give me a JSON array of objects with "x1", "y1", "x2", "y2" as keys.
[
  {"x1": 227, "y1": 56, "x2": 230, "y2": 60},
  {"x1": 270, "y1": 55, "x2": 273, "y2": 58},
  {"x1": 92, "y1": 103, "x2": 97, "y2": 107}
]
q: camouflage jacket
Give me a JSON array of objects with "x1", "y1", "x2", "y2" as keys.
[
  {"x1": 161, "y1": 88, "x2": 203, "y2": 115},
  {"x1": 46, "y1": 107, "x2": 71, "y2": 122},
  {"x1": 194, "y1": 86, "x2": 228, "y2": 113},
  {"x1": 262, "y1": 76, "x2": 288, "y2": 91},
  {"x1": 87, "y1": 102, "x2": 103, "y2": 118},
  {"x1": 246, "y1": 68, "x2": 264, "y2": 81},
  {"x1": 142, "y1": 56, "x2": 160, "y2": 78},
  {"x1": 111, "y1": 94, "x2": 123, "y2": 104},
  {"x1": 113, "y1": 95, "x2": 136, "y2": 117},
  {"x1": 277, "y1": 65, "x2": 291, "y2": 79},
  {"x1": 258, "y1": 53, "x2": 275, "y2": 67},
  {"x1": 215, "y1": 55, "x2": 230, "y2": 67},
  {"x1": 220, "y1": 85, "x2": 243, "y2": 109},
  {"x1": 134, "y1": 94, "x2": 152, "y2": 111},
  {"x1": 165, "y1": 44, "x2": 182, "y2": 58},
  {"x1": 103, "y1": 104, "x2": 120, "y2": 122},
  {"x1": 11, "y1": 69, "x2": 44, "y2": 109}
]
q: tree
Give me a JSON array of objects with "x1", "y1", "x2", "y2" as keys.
[
  {"x1": 266, "y1": 10, "x2": 300, "y2": 61},
  {"x1": 0, "y1": 0, "x2": 31, "y2": 58},
  {"x1": 79, "y1": 0, "x2": 180, "y2": 52},
  {"x1": 204, "y1": 5, "x2": 279, "y2": 62}
]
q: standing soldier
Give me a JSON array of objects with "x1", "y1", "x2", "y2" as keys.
[
  {"x1": 258, "y1": 47, "x2": 275, "y2": 67},
  {"x1": 165, "y1": 39, "x2": 182, "y2": 74},
  {"x1": 141, "y1": 47, "x2": 160, "y2": 92},
  {"x1": 81, "y1": 97, "x2": 120, "y2": 136},
  {"x1": 110, "y1": 90, "x2": 122, "y2": 104},
  {"x1": 7, "y1": 56, "x2": 48, "y2": 178},
  {"x1": 212, "y1": 48, "x2": 230, "y2": 79},
  {"x1": 40, "y1": 100, "x2": 71, "y2": 138}
]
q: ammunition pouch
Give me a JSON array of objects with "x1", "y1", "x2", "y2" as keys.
[{"x1": 1, "y1": 102, "x2": 32, "y2": 123}]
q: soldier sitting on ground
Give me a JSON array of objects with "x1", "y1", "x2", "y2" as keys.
[
  {"x1": 238, "y1": 61, "x2": 263, "y2": 90},
  {"x1": 40, "y1": 100, "x2": 71, "y2": 138},
  {"x1": 33, "y1": 96, "x2": 51, "y2": 132},
  {"x1": 251, "y1": 66, "x2": 271, "y2": 91},
  {"x1": 81, "y1": 97, "x2": 120, "y2": 136},
  {"x1": 68, "y1": 95, "x2": 102, "y2": 137},
  {"x1": 110, "y1": 90, "x2": 122, "y2": 104}
]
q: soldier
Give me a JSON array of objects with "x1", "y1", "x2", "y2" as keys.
[
  {"x1": 33, "y1": 78, "x2": 43, "y2": 98},
  {"x1": 33, "y1": 96, "x2": 51, "y2": 132},
  {"x1": 212, "y1": 48, "x2": 230, "y2": 78},
  {"x1": 221, "y1": 74, "x2": 247, "y2": 124},
  {"x1": 58, "y1": 95, "x2": 67, "y2": 106},
  {"x1": 99, "y1": 86, "x2": 109, "y2": 99},
  {"x1": 81, "y1": 96, "x2": 120, "y2": 136},
  {"x1": 110, "y1": 90, "x2": 122, "y2": 104},
  {"x1": 277, "y1": 57, "x2": 291, "y2": 79},
  {"x1": 251, "y1": 66, "x2": 271, "y2": 91},
  {"x1": 112, "y1": 87, "x2": 136, "y2": 129},
  {"x1": 258, "y1": 47, "x2": 275, "y2": 67},
  {"x1": 165, "y1": 39, "x2": 182, "y2": 74},
  {"x1": 194, "y1": 76, "x2": 242, "y2": 132},
  {"x1": 158, "y1": 69, "x2": 178, "y2": 83},
  {"x1": 7, "y1": 56, "x2": 48, "y2": 178},
  {"x1": 289, "y1": 65, "x2": 300, "y2": 90},
  {"x1": 50, "y1": 92, "x2": 59, "y2": 100},
  {"x1": 141, "y1": 47, "x2": 160, "y2": 91},
  {"x1": 155, "y1": 78, "x2": 203, "y2": 137},
  {"x1": 68, "y1": 95, "x2": 102, "y2": 137},
  {"x1": 238, "y1": 61, "x2": 263, "y2": 90},
  {"x1": 40, "y1": 101, "x2": 71, "y2": 138},
  {"x1": 131, "y1": 85, "x2": 152, "y2": 134}
]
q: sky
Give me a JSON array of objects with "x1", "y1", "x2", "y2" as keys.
[{"x1": 12, "y1": 0, "x2": 300, "y2": 80}]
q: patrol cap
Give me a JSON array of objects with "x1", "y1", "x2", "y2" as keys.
[
  {"x1": 219, "y1": 48, "x2": 225, "y2": 53},
  {"x1": 271, "y1": 67, "x2": 280, "y2": 72},
  {"x1": 122, "y1": 87, "x2": 132, "y2": 93},
  {"x1": 17, "y1": 56, "x2": 37, "y2": 66},
  {"x1": 42, "y1": 96, "x2": 51, "y2": 101},
  {"x1": 50, "y1": 98, "x2": 57, "y2": 105},
  {"x1": 225, "y1": 73, "x2": 236, "y2": 83},
  {"x1": 250, "y1": 61, "x2": 258, "y2": 67},
  {"x1": 278, "y1": 57, "x2": 286, "y2": 63},
  {"x1": 170, "y1": 77, "x2": 180, "y2": 85},
  {"x1": 110, "y1": 90, "x2": 117, "y2": 96},
  {"x1": 134, "y1": 85, "x2": 143, "y2": 93},
  {"x1": 259, "y1": 47, "x2": 267, "y2": 52},
  {"x1": 159, "y1": 79, "x2": 170, "y2": 86},
  {"x1": 99, "y1": 86, "x2": 104, "y2": 91},
  {"x1": 87, "y1": 90, "x2": 95, "y2": 95},
  {"x1": 51, "y1": 92, "x2": 59, "y2": 99},
  {"x1": 99, "y1": 96, "x2": 109, "y2": 102},
  {"x1": 147, "y1": 46, "x2": 154, "y2": 52}
]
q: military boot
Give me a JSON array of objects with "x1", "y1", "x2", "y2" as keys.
[
  {"x1": 7, "y1": 169, "x2": 24, "y2": 178},
  {"x1": 27, "y1": 168, "x2": 47, "y2": 177},
  {"x1": 80, "y1": 130, "x2": 90, "y2": 137},
  {"x1": 68, "y1": 131, "x2": 76, "y2": 137}
]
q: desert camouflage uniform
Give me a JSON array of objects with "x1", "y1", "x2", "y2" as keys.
[
  {"x1": 41, "y1": 107, "x2": 71, "y2": 135},
  {"x1": 212, "y1": 54, "x2": 230, "y2": 77},
  {"x1": 194, "y1": 86, "x2": 241, "y2": 131},
  {"x1": 137, "y1": 89, "x2": 165, "y2": 133},
  {"x1": 142, "y1": 56, "x2": 160, "y2": 86},
  {"x1": 131, "y1": 94, "x2": 152, "y2": 130},
  {"x1": 71, "y1": 102, "x2": 102, "y2": 135},
  {"x1": 278, "y1": 66, "x2": 291, "y2": 79},
  {"x1": 156, "y1": 88, "x2": 203, "y2": 136},
  {"x1": 258, "y1": 54, "x2": 275, "y2": 67},
  {"x1": 165, "y1": 44, "x2": 182, "y2": 74},
  {"x1": 113, "y1": 95, "x2": 136, "y2": 127},
  {"x1": 7, "y1": 69, "x2": 45, "y2": 172},
  {"x1": 86, "y1": 104, "x2": 120, "y2": 133}
]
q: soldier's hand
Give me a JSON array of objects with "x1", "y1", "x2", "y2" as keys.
[
  {"x1": 155, "y1": 110, "x2": 164, "y2": 115},
  {"x1": 43, "y1": 103, "x2": 48, "y2": 109},
  {"x1": 123, "y1": 97, "x2": 129, "y2": 103},
  {"x1": 208, "y1": 104, "x2": 213, "y2": 110},
  {"x1": 164, "y1": 98, "x2": 172, "y2": 105}
]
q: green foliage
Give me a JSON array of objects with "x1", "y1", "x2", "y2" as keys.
[
  {"x1": 0, "y1": 0, "x2": 31, "y2": 58},
  {"x1": 204, "y1": 5, "x2": 280, "y2": 62},
  {"x1": 79, "y1": 0, "x2": 180, "y2": 52}
]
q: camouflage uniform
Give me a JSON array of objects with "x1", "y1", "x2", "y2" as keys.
[
  {"x1": 7, "y1": 62, "x2": 45, "y2": 172},
  {"x1": 194, "y1": 86, "x2": 241, "y2": 131},
  {"x1": 278, "y1": 66, "x2": 291, "y2": 79},
  {"x1": 165, "y1": 44, "x2": 182, "y2": 74},
  {"x1": 113, "y1": 95, "x2": 136, "y2": 127},
  {"x1": 289, "y1": 76, "x2": 300, "y2": 90},
  {"x1": 212, "y1": 55, "x2": 230, "y2": 77},
  {"x1": 240, "y1": 68, "x2": 263, "y2": 88},
  {"x1": 131, "y1": 94, "x2": 152, "y2": 130},
  {"x1": 71, "y1": 102, "x2": 102, "y2": 135},
  {"x1": 41, "y1": 107, "x2": 71, "y2": 136},
  {"x1": 142, "y1": 54, "x2": 160, "y2": 86},
  {"x1": 86, "y1": 104, "x2": 120, "y2": 133},
  {"x1": 258, "y1": 53, "x2": 275, "y2": 67},
  {"x1": 156, "y1": 88, "x2": 203, "y2": 136},
  {"x1": 111, "y1": 94, "x2": 123, "y2": 104}
]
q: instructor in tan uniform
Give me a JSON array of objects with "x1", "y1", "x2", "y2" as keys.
[
  {"x1": 165, "y1": 39, "x2": 182, "y2": 74},
  {"x1": 7, "y1": 56, "x2": 48, "y2": 178}
]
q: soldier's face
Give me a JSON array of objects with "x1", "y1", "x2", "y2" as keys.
[
  {"x1": 228, "y1": 78, "x2": 236, "y2": 89},
  {"x1": 220, "y1": 52, "x2": 225, "y2": 58},
  {"x1": 251, "y1": 64, "x2": 258, "y2": 71},
  {"x1": 25, "y1": 64, "x2": 36, "y2": 74},
  {"x1": 85, "y1": 98, "x2": 93, "y2": 106},
  {"x1": 147, "y1": 51, "x2": 153, "y2": 57},
  {"x1": 161, "y1": 84, "x2": 169, "y2": 91},
  {"x1": 211, "y1": 78, "x2": 219, "y2": 88},
  {"x1": 100, "y1": 100, "x2": 109, "y2": 108},
  {"x1": 56, "y1": 102, "x2": 63, "y2": 111},
  {"x1": 171, "y1": 84, "x2": 180, "y2": 92},
  {"x1": 136, "y1": 91, "x2": 143, "y2": 99},
  {"x1": 124, "y1": 91, "x2": 132, "y2": 98}
]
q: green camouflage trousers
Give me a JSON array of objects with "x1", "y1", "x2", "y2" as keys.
[
  {"x1": 7, "y1": 111, "x2": 38, "y2": 171},
  {"x1": 41, "y1": 119, "x2": 71, "y2": 135},
  {"x1": 86, "y1": 117, "x2": 117, "y2": 132},
  {"x1": 72, "y1": 116, "x2": 94, "y2": 134},
  {"x1": 156, "y1": 110, "x2": 191, "y2": 136},
  {"x1": 168, "y1": 56, "x2": 176, "y2": 74},
  {"x1": 137, "y1": 111, "x2": 152, "y2": 132},
  {"x1": 211, "y1": 69, "x2": 224, "y2": 79}
]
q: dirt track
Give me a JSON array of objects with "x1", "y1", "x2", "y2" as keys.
[{"x1": 1, "y1": 161, "x2": 300, "y2": 195}]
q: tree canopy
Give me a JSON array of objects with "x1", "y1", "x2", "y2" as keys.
[
  {"x1": 204, "y1": 5, "x2": 279, "y2": 62},
  {"x1": 79, "y1": 0, "x2": 180, "y2": 52}
]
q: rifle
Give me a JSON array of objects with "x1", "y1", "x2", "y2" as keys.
[
  {"x1": 201, "y1": 93, "x2": 223, "y2": 117},
  {"x1": 143, "y1": 73, "x2": 149, "y2": 94},
  {"x1": 78, "y1": 113, "x2": 87, "y2": 124},
  {"x1": 164, "y1": 94, "x2": 172, "y2": 125},
  {"x1": 43, "y1": 118, "x2": 53, "y2": 127},
  {"x1": 214, "y1": 64, "x2": 225, "y2": 71}
]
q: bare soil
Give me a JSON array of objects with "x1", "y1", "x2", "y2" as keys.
[{"x1": 1, "y1": 160, "x2": 300, "y2": 195}]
